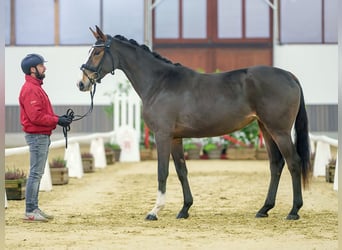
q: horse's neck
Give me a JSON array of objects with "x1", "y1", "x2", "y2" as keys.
[{"x1": 113, "y1": 41, "x2": 167, "y2": 99}]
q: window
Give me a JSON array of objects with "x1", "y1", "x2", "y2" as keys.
[
  {"x1": 5, "y1": 0, "x2": 10, "y2": 45},
  {"x1": 155, "y1": 0, "x2": 179, "y2": 39},
  {"x1": 154, "y1": 0, "x2": 272, "y2": 45},
  {"x1": 324, "y1": 0, "x2": 338, "y2": 43},
  {"x1": 103, "y1": 0, "x2": 144, "y2": 43},
  {"x1": 155, "y1": 0, "x2": 207, "y2": 40},
  {"x1": 15, "y1": 0, "x2": 54, "y2": 45},
  {"x1": 280, "y1": 0, "x2": 337, "y2": 44},
  {"x1": 245, "y1": 0, "x2": 269, "y2": 38},
  {"x1": 218, "y1": 0, "x2": 242, "y2": 39},
  {"x1": 183, "y1": 0, "x2": 206, "y2": 39},
  {"x1": 59, "y1": 0, "x2": 100, "y2": 45},
  {"x1": 6, "y1": 0, "x2": 144, "y2": 46}
]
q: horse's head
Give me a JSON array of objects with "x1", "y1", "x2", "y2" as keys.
[{"x1": 78, "y1": 26, "x2": 115, "y2": 91}]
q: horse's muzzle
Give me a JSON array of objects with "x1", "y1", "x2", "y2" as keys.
[{"x1": 78, "y1": 81, "x2": 86, "y2": 91}]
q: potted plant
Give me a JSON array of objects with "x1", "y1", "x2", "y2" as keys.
[
  {"x1": 110, "y1": 143, "x2": 122, "y2": 162},
  {"x1": 49, "y1": 157, "x2": 69, "y2": 185},
  {"x1": 5, "y1": 168, "x2": 27, "y2": 200},
  {"x1": 183, "y1": 138, "x2": 201, "y2": 160},
  {"x1": 325, "y1": 158, "x2": 336, "y2": 183},
  {"x1": 105, "y1": 142, "x2": 122, "y2": 163},
  {"x1": 202, "y1": 137, "x2": 222, "y2": 159},
  {"x1": 104, "y1": 142, "x2": 115, "y2": 164},
  {"x1": 81, "y1": 152, "x2": 95, "y2": 173}
]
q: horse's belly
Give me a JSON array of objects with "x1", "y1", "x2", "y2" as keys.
[{"x1": 174, "y1": 118, "x2": 253, "y2": 138}]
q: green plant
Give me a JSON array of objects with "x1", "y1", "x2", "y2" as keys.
[
  {"x1": 105, "y1": 142, "x2": 121, "y2": 151},
  {"x1": 183, "y1": 139, "x2": 201, "y2": 151},
  {"x1": 50, "y1": 157, "x2": 67, "y2": 168},
  {"x1": 202, "y1": 137, "x2": 221, "y2": 152},
  {"x1": 5, "y1": 168, "x2": 27, "y2": 180},
  {"x1": 229, "y1": 121, "x2": 259, "y2": 147}
]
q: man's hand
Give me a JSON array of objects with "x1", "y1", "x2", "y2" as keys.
[{"x1": 58, "y1": 115, "x2": 72, "y2": 127}]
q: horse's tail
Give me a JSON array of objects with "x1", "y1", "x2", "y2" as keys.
[{"x1": 293, "y1": 76, "x2": 312, "y2": 189}]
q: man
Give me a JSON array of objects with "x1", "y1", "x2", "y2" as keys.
[{"x1": 19, "y1": 53, "x2": 72, "y2": 222}]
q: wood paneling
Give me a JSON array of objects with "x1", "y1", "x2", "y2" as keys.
[
  {"x1": 156, "y1": 48, "x2": 211, "y2": 72},
  {"x1": 155, "y1": 47, "x2": 272, "y2": 73}
]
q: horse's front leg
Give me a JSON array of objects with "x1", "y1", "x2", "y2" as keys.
[
  {"x1": 145, "y1": 135, "x2": 171, "y2": 221},
  {"x1": 171, "y1": 138, "x2": 193, "y2": 219}
]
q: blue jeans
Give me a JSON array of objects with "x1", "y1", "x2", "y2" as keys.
[{"x1": 25, "y1": 133, "x2": 50, "y2": 213}]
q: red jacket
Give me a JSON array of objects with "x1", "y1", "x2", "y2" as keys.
[{"x1": 19, "y1": 75, "x2": 59, "y2": 135}]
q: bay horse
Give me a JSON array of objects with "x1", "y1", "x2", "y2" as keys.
[{"x1": 78, "y1": 26, "x2": 311, "y2": 220}]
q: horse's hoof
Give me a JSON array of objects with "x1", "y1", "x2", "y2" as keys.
[
  {"x1": 145, "y1": 213, "x2": 158, "y2": 221},
  {"x1": 286, "y1": 214, "x2": 300, "y2": 220},
  {"x1": 176, "y1": 212, "x2": 189, "y2": 219},
  {"x1": 255, "y1": 212, "x2": 268, "y2": 218}
]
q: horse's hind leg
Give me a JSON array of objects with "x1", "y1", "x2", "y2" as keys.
[
  {"x1": 171, "y1": 138, "x2": 193, "y2": 219},
  {"x1": 259, "y1": 126, "x2": 303, "y2": 220},
  {"x1": 273, "y1": 133, "x2": 303, "y2": 220},
  {"x1": 256, "y1": 123, "x2": 285, "y2": 218}
]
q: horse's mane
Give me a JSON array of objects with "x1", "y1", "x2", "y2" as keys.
[{"x1": 113, "y1": 35, "x2": 181, "y2": 66}]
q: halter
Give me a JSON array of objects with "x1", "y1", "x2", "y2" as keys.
[
  {"x1": 62, "y1": 83, "x2": 97, "y2": 148},
  {"x1": 80, "y1": 36, "x2": 115, "y2": 84}
]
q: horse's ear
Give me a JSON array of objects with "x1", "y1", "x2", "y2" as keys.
[
  {"x1": 89, "y1": 27, "x2": 100, "y2": 40},
  {"x1": 95, "y1": 25, "x2": 107, "y2": 41}
]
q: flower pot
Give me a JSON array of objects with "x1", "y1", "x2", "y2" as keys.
[
  {"x1": 82, "y1": 157, "x2": 95, "y2": 173},
  {"x1": 105, "y1": 151, "x2": 115, "y2": 165},
  {"x1": 207, "y1": 149, "x2": 222, "y2": 159},
  {"x1": 50, "y1": 168, "x2": 69, "y2": 185},
  {"x1": 140, "y1": 148, "x2": 152, "y2": 160},
  {"x1": 256, "y1": 148, "x2": 268, "y2": 160},
  {"x1": 325, "y1": 164, "x2": 335, "y2": 183},
  {"x1": 5, "y1": 179, "x2": 26, "y2": 200},
  {"x1": 227, "y1": 147, "x2": 256, "y2": 160},
  {"x1": 113, "y1": 149, "x2": 121, "y2": 162},
  {"x1": 186, "y1": 148, "x2": 201, "y2": 160},
  {"x1": 152, "y1": 149, "x2": 158, "y2": 160}
]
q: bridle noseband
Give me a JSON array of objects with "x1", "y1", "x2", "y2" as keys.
[{"x1": 81, "y1": 36, "x2": 115, "y2": 84}]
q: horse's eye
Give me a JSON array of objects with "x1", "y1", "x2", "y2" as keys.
[{"x1": 94, "y1": 50, "x2": 102, "y2": 56}]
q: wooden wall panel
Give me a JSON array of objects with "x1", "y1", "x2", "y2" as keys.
[
  {"x1": 155, "y1": 47, "x2": 272, "y2": 73},
  {"x1": 156, "y1": 48, "x2": 211, "y2": 72},
  {"x1": 214, "y1": 48, "x2": 272, "y2": 71}
]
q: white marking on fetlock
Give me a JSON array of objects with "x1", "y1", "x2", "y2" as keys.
[{"x1": 149, "y1": 191, "x2": 166, "y2": 217}]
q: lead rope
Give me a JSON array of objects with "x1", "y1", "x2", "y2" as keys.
[{"x1": 62, "y1": 84, "x2": 97, "y2": 148}]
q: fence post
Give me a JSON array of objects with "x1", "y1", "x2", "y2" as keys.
[
  {"x1": 116, "y1": 126, "x2": 140, "y2": 162},
  {"x1": 313, "y1": 141, "x2": 331, "y2": 176},
  {"x1": 90, "y1": 137, "x2": 106, "y2": 168},
  {"x1": 64, "y1": 142, "x2": 83, "y2": 178},
  {"x1": 40, "y1": 161, "x2": 52, "y2": 191}
]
